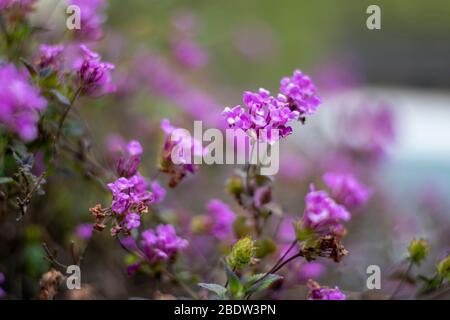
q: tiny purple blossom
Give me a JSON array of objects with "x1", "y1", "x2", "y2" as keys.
[
  {"x1": 140, "y1": 224, "x2": 188, "y2": 264},
  {"x1": 74, "y1": 44, "x2": 115, "y2": 96},
  {"x1": 280, "y1": 69, "x2": 321, "y2": 115},
  {"x1": 0, "y1": 64, "x2": 47, "y2": 141},
  {"x1": 75, "y1": 223, "x2": 93, "y2": 240},
  {"x1": 222, "y1": 88, "x2": 299, "y2": 143},
  {"x1": 125, "y1": 212, "x2": 141, "y2": 230},
  {"x1": 115, "y1": 140, "x2": 143, "y2": 178},
  {"x1": 206, "y1": 199, "x2": 236, "y2": 240},
  {"x1": 35, "y1": 44, "x2": 64, "y2": 70},
  {"x1": 150, "y1": 181, "x2": 166, "y2": 204},
  {"x1": 302, "y1": 184, "x2": 350, "y2": 234},
  {"x1": 323, "y1": 172, "x2": 372, "y2": 210},
  {"x1": 308, "y1": 281, "x2": 346, "y2": 300}
]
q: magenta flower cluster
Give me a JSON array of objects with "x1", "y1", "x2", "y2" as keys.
[
  {"x1": 75, "y1": 45, "x2": 116, "y2": 96},
  {"x1": 0, "y1": 64, "x2": 47, "y2": 142},
  {"x1": 323, "y1": 172, "x2": 372, "y2": 210},
  {"x1": 206, "y1": 199, "x2": 236, "y2": 240},
  {"x1": 140, "y1": 224, "x2": 188, "y2": 264},
  {"x1": 107, "y1": 174, "x2": 154, "y2": 233},
  {"x1": 280, "y1": 70, "x2": 321, "y2": 115},
  {"x1": 35, "y1": 44, "x2": 64, "y2": 70},
  {"x1": 302, "y1": 184, "x2": 350, "y2": 234},
  {"x1": 222, "y1": 70, "x2": 320, "y2": 143}
]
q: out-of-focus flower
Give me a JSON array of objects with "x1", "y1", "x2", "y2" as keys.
[
  {"x1": 136, "y1": 53, "x2": 221, "y2": 126},
  {"x1": 206, "y1": 199, "x2": 236, "y2": 240},
  {"x1": 34, "y1": 44, "x2": 64, "y2": 70},
  {"x1": 159, "y1": 118, "x2": 205, "y2": 187},
  {"x1": 302, "y1": 184, "x2": 350, "y2": 235},
  {"x1": 341, "y1": 103, "x2": 395, "y2": 159},
  {"x1": 75, "y1": 223, "x2": 93, "y2": 240},
  {"x1": 323, "y1": 172, "x2": 372, "y2": 210},
  {"x1": 436, "y1": 255, "x2": 450, "y2": 281},
  {"x1": 74, "y1": 44, "x2": 115, "y2": 96},
  {"x1": 172, "y1": 38, "x2": 208, "y2": 69},
  {"x1": 226, "y1": 237, "x2": 255, "y2": 270},
  {"x1": 68, "y1": 0, "x2": 106, "y2": 41},
  {"x1": 408, "y1": 239, "x2": 430, "y2": 265},
  {"x1": 0, "y1": 63, "x2": 47, "y2": 141},
  {"x1": 307, "y1": 280, "x2": 346, "y2": 300},
  {"x1": 115, "y1": 140, "x2": 143, "y2": 178},
  {"x1": 0, "y1": 272, "x2": 5, "y2": 298},
  {"x1": 125, "y1": 212, "x2": 141, "y2": 230},
  {"x1": 298, "y1": 262, "x2": 326, "y2": 282},
  {"x1": 280, "y1": 70, "x2": 320, "y2": 115},
  {"x1": 0, "y1": 0, "x2": 36, "y2": 12},
  {"x1": 222, "y1": 88, "x2": 300, "y2": 143},
  {"x1": 140, "y1": 224, "x2": 188, "y2": 264},
  {"x1": 150, "y1": 181, "x2": 166, "y2": 204}
]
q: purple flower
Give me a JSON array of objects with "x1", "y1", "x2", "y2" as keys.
[
  {"x1": 298, "y1": 262, "x2": 326, "y2": 282},
  {"x1": 107, "y1": 175, "x2": 153, "y2": 233},
  {"x1": 68, "y1": 0, "x2": 106, "y2": 41},
  {"x1": 74, "y1": 44, "x2": 115, "y2": 96},
  {"x1": 222, "y1": 88, "x2": 300, "y2": 143},
  {"x1": 280, "y1": 69, "x2": 320, "y2": 115},
  {"x1": 150, "y1": 181, "x2": 166, "y2": 204},
  {"x1": 140, "y1": 224, "x2": 188, "y2": 264},
  {"x1": 0, "y1": 63, "x2": 47, "y2": 141},
  {"x1": 206, "y1": 199, "x2": 236, "y2": 240},
  {"x1": 125, "y1": 212, "x2": 141, "y2": 230},
  {"x1": 323, "y1": 172, "x2": 372, "y2": 210},
  {"x1": 115, "y1": 140, "x2": 143, "y2": 178},
  {"x1": 35, "y1": 44, "x2": 64, "y2": 70},
  {"x1": 75, "y1": 223, "x2": 93, "y2": 240},
  {"x1": 160, "y1": 119, "x2": 205, "y2": 187},
  {"x1": 307, "y1": 281, "x2": 346, "y2": 300},
  {"x1": 108, "y1": 175, "x2": 153, "y2": 214},
  {"x1": 302, "y1": 184, "x2": 350, "y2": 234}
]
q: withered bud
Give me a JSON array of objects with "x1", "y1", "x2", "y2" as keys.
[{"x1": 39, "y1": 268, "x2": 64, "y2": 300}]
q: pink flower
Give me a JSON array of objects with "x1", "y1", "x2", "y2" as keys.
[
  {"x1": 35, "y1": 44, "x2": 64, "y2": 70},
  {"x1": 323, "y1": 172, "x2": 372, "y2": 210},
  {"x1": 0, "y1": 64, "x2": 47, "y2": 141},
  {"x1": 74, "y1": 44, "x2": 115, "y2": 96},
  {"x1": 307, "y1": 280, "x2": 346, "y2": 300},
  {"x1": 302, "y1": 184, "x2": 350, "y2": 234},
  {"x1": 206, "y1": 199, "x2": 236, "y2": 240},
  {"x1": 140, "y1": 224, "x2": 188, "y2": 264},
  {"x1": 280, "y1": 69, "x2": 320, "y2": 115},
  {"x1": 75, "y1": 223, "x2": 93, "y2": 240},
  {"x1": 150, "y1": 181, "x2": 166, "y2": 204}
]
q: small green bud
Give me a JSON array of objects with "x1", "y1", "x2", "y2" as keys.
[
  {"x1": 408, "y1": 238, "x2": 430, "y2": 265},
  {"x1": 295, "y1": 220, "x2": 314, "y2": 241},
  {"x1": 226, "y1": 175, "x2": 244, "y2": 198},
  {"x1": 226, "y1": 237, "x2": 255, "y2": 270},
  {"x1": 436, "y1": 255, "x2": 450, "y2": 281},
  {"x1": 190, "y1": 215, "x2": 210, "y2": 234}
]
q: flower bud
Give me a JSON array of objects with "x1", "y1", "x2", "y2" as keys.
[
  {"x1": 226, "y1": 175, "x2": 244, "y2": 198},
  {"x1": 436, "y1": 255, "x2": 450, "y2": 281},
  {"x1": 408, "y1": 238, "x2": 430, "y2": 265},
  {"x1": 226, "y1": 237, "x2": 255, "y2": 270}
]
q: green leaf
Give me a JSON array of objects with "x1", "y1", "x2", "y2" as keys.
[
  {"x1": 198, "y1": 283, "x2": 228, "y2": 300},
  {"x1": 224, "y1": 262, "x2": 243, "y2": 298},
  {"x1": 49, "y1": 89, "x2": 71, "y2": 106},
  {"x1": 245, "y1": 273, "x2": 283, "y2": 295},
  {"x1": 0, "y1": 177, "x2": 14, "y2": 184}
]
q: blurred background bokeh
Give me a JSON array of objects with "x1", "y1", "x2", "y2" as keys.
[{"x1": 1, "y1": 0, "x2": 449, "y2": 299}]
